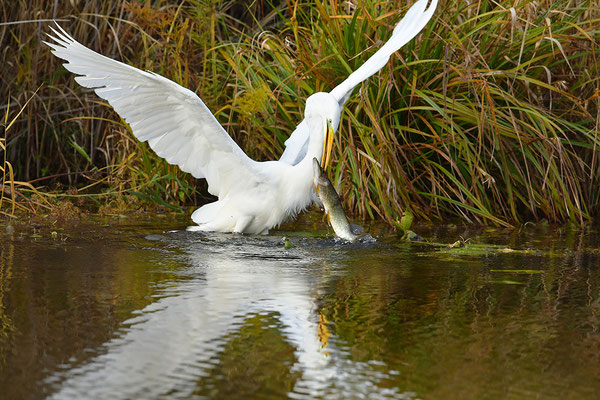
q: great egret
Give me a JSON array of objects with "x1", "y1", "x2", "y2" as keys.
[{"x1": 45, "y1": 0, "x2": 437, "y2": 234}]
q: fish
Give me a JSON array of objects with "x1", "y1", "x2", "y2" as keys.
[{"x1": 312, "y1": 158, "x2": 359, "y2": 242}]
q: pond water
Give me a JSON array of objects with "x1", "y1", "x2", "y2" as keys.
[{"x1": 1, "y1": 214, "x2": 599, "y2": 399}]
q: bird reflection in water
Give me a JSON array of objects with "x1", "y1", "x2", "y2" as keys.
[{"x1": 46, "y1": 232, "x2": 402, "y2": 399}]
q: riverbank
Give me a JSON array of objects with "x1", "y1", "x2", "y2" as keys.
[{"x1": 2, "y1": 0, "x2": 599, "y2": 227}]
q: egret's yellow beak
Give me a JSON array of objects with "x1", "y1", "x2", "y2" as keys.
[{"x1": 321, "y1": 119, "x2": 334, "y2": 172}]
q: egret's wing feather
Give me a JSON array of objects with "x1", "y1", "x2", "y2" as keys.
[
  {"x1": 45, "y1": 24, "x2": 263, "y2": 197},
  {"x1": 329, "y1": 0, "x2": 438, "y2": 103},
  {"x1": 280, "y1": 0, "x2": 437, "y2": 165},
  {"x1": 279, "y1": 120, "x2": 309, "y2": 165}
]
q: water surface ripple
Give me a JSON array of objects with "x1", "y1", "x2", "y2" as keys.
[{"x1": 1, "y1": 219, "x2": 600, "y2": 399}]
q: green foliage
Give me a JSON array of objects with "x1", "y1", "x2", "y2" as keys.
[{"x1": 1, "y1": 0, "x2": 599, "y2": 225}]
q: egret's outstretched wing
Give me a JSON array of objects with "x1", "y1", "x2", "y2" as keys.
[
  {"x1": 329, "y1": 0, "x2": 438, "y2": 104},
  {"x1": 279, "y1": 0, "x2": 438, "y2": 165},
  {"x1": 279, "y1": 120, "x2": 310, "y2": 165},
  {"x1": 45, "y1": 24, "x2": 263, "y2": 198}
]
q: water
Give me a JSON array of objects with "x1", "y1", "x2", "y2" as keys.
[{"x1": 1, "y1": 215, "x2": 600, "y2": 399}]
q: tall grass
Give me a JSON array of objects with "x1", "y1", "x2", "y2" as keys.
[
  {"x1": 1, "y1": 92, "x2": 50, "y2": 217},
  {"x1": 1, "y1": 0, "x2": 599, "y2": 226}
]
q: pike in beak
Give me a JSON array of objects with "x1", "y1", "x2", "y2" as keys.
[{"x1": 320, "y1": 119, "x2": 334, "y2": 172}]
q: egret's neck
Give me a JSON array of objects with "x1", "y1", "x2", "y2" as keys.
[
  {"x1": 294, "y1": 117, "x2": 325, "y2": 181},
  {"x1": 282, "y1": 117, "x2": 326, "y2": 214},
  {"x1": 281, "y1": 93, "x2": 340, "y2": 216},
  {"x1": 303, "y1": 116, "x2": 327, "y2": 165}
]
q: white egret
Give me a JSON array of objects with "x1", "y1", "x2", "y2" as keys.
[{"x1": 45, "y1": 0, "x2": 437, "y2": 234}]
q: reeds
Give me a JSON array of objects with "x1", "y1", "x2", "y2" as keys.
[
  {"x1": 1, "y1": 0, "x2": 599, "y2": 226},
  {"x1": 1, "y1": 92, "x2": 50, "y2": 217}
]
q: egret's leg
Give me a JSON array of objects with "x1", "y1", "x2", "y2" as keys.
[{"x1": 234, "y1": 216, "x2": 254, "y2": 233}]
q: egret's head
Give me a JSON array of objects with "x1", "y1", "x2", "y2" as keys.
[{"x1": 305, "y1": 92, "x2": 340, "y2": 172}]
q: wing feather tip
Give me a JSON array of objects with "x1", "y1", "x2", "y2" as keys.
[{"x1": 47, "y1": 23, "x2": 258, "y2": 195}]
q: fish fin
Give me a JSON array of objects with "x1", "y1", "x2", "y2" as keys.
[{"x1": 350, "y1": 223, "x2": 364, "y2": 235}]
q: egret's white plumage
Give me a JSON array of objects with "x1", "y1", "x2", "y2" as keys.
[{"x1": 45, "y1": 0, "x2": 437, "y2": 234}]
